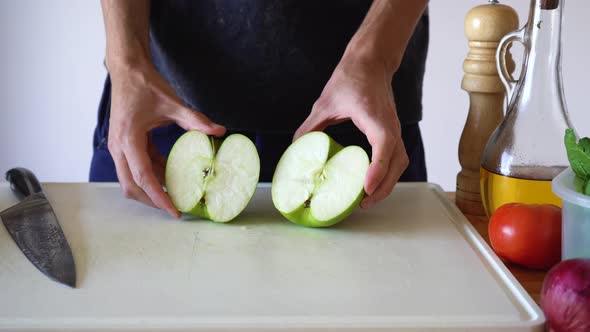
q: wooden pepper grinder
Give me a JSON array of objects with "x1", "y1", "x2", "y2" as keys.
[{"x1": 456, "y1": 0, "x2": 518, "y2": 216}]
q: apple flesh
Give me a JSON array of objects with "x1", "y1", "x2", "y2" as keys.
[
  {"x1": 165, "y1": 131, "x2": 260, "y2": 222},
  {"x1": 271, "y1": 131, "x2": 369, "y2": 227}
]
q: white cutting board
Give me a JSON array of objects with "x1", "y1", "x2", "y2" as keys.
[{"x1": 0, "y1": 183, "x2": 544, "y2": 331}]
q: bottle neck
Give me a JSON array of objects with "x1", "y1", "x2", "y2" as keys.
[
  {"x1": 524, "y1": 0, "x2": 563, "y2": 81},
  {"x1": 512, "y1": 0, "x2": 566, "y2": 118}
]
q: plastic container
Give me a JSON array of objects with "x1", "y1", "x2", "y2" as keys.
[{"x1": 552, "y1": 167, "x2": 590, "y2": 259}]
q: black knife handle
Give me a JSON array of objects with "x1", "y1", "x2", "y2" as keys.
[{"x1": 5, "y1": 168, "x2": 43, "y2": 200}]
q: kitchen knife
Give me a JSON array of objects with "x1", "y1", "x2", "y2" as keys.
[{"x1": 0, "y1": 168, "x2": 76, "y2": 288}]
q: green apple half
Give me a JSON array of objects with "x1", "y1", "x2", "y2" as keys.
[
  {"x1": 271, "y1": 131, "x2": 369, "y2": 227},
  {"x1": 165, "y1": 130, "x2": 260, "y2": 222}
]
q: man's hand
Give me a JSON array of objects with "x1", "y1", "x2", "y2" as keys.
[
  {"x1": 294, "y1": 60, "x2": 408, "y2": 209},
  {"x1": 101, "y1": 0, "x2": 225, "y2": 217},
  {"x1": 108, "y1": 63, "x2": 226, "y2": 218},
  {"x1": 295, "y1": 0, "x2": 427, "y2": 208}
]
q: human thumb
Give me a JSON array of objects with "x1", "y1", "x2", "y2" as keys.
[
  {"x1": 172, "y1": 106, "x2": 226, "y2": 137},
  {"x1": 293, "y1": 112, "x2": 330, "y2": 142}
]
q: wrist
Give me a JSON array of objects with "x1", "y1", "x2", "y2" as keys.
[
  {"x1": 341, "y1": 41, "x2": 401, "y2": 79},
  {"x1": 105, "y1": 41, "x2": 151, "y2": 78},
  {"x1": 340, "y1": 0, "x2": 428, "y2": 78},
  {"x1": 337, "y1": 51, "x2": 393, "y2": 83}
]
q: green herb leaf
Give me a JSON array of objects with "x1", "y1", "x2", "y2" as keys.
[
  {"x1": 574, "y1": 175, "x2": 587, "y2": 194},
  {"x1": 565, "y1": 128, "x2": 590, "y2": 180},
  {"x1": 579, "y1": 137, "x2": 590, "y2": 154}
]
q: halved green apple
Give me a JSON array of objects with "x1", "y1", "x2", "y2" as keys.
[
  {"x1": 165, "y1": 131, "x2": 260, "y2": 222},
  {"x1": 271, "y1": 131, "x2": 369, "y2": 227}
]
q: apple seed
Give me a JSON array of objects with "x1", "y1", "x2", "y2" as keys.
[{"x1": 304, "y1": 194, "x2": 313, "y2": 208}]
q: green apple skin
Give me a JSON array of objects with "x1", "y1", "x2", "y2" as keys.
[
  {"x1": 325, "y1": 137, "x2": 344, "y2": 161},
  {"x1": 278, "y1": 190, "x2": 366, "y2": 227},
  {"x1": 165, "y1": 131, "x2": 260, "y2": 223},
  {"x1": 271, "y1": 131, "x2": 369, "y2": 228}
]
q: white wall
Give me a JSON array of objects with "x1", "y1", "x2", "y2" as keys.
[
  {"x1": 0, "y1": 0, "x2": 588, "y2": 190},
  {"x1": 0, "y1": 0, "x2": 105, "y2": 182}
]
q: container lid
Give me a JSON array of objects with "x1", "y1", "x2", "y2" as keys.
[{"x1": 552, "y1": 167, "x2": 590, "y2": 207}]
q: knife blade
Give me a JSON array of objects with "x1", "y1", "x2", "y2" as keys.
[{"x1": 0, "y1": 168, "x2": 76, "y2": 288}]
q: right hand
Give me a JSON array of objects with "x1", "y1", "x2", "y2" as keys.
[{"x1": 108, "y1": 63, "x2": 226, "y2": 218}]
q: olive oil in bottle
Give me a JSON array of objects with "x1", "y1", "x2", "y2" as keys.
[{"x1": 480, "y1": 166, "x2": 564, "y2": 216}]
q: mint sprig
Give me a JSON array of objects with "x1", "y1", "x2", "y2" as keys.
[{"x1": 564, "y1": 128, "x2": 590, "y2": 195}]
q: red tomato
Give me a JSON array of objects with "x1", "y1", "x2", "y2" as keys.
[{"x1": 488, "y1": 203, "x2": 562, "y2": 270}]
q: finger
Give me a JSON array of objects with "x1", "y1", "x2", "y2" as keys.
[
  {"x1": 354, "y1": 117, "x2": 395, "y2": 195},
  {"x1": 110, "y1": 147, "x2": 158, "y2": 209},
  {"x1": 151, "y1": 157, "x2": 167, "y2": 186},
  {"x1": 125, "y1": 138, "x2": 179, "y2": 218},
  {"x1": 123, "y1": 135, "x2": 181, "y2": 218},
  {"x1": 361, "y1": 144, "x2": 409, "y2": 209},
  {"x1": 293, "y1": 111, "x2": 330, "y2": 141},
  {"x1": 364, "y1": 143, "x2": 392, "y2": 196},
  {"x1": 153, "y1": 163, "x2": 166, "y2": 186},
  {"x1": 148, "y1": 140, "x2": 167, "y2": 186},
  {"x1": 171, "y1": 106, "x2": 226, "y2": 137}
]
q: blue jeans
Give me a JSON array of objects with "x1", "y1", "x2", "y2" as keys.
[{"x1": 89, "y1": 76, "x2": 427, "y2": 183}]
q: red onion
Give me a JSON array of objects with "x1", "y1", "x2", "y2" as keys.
[{"x1": 540, "y1": 259, "x2": 590, "y2": 332}]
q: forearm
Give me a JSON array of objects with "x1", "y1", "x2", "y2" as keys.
[
  {"x1": 343, "y1": 0, "x2": 428, "y2": 76},
  {"x1": 101, "y1": 0, "x2": 151, "y2": 74}
]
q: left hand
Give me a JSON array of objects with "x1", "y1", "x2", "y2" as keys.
[{"x1": 294, "y1": 59, "x2": 408, "y2": 209}]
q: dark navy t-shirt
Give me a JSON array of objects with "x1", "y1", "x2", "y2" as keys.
[{"x1": 149, "y1": 0, "x2": 429, "y2": 133}]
